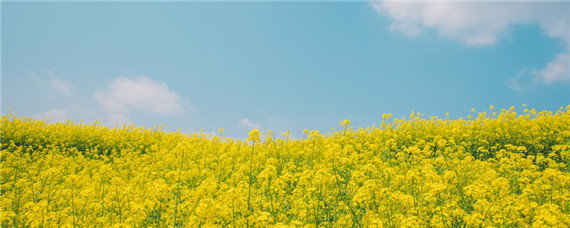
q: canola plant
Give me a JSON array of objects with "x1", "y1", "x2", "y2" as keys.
[{"x1": 1, "y1": 105, "x2": 569, "y2": 227}]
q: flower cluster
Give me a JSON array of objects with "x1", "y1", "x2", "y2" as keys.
[{"x1": 1, "y1": 105, "x2": 569, "y2": 227}]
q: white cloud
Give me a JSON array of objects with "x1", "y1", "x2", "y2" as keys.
[
  {"x1": 94, "y1": 76, "x2": 184, "y2": 115},
  {"x1": 533, "y1": 53, "x2": 570, "y2": 84},
  {"x1": 95, "y1": 92, "x2": 130, "y2": 114},
  {"x1": 238, "y1": 118, "x2": 261, "y2": 129},
  {"x1": 507, "y1": 53, "x2": 570, "y2": 92},
  {"x1": 46, "y1": 70, "x2": 73, "y2": 96},
  {"x1": 373, "y1": 1, "x2": 570, "y2": 90},
  {"x1": 373, "y1": 2, "x2": 568, "y2": 46},
  {"x1": 33, "y1": 109, "x2": 68, "y2": 123}
]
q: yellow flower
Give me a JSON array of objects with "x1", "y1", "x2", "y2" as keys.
[
  {"x1": 266, "y1": 130, "x2": 273, "y2": 141},
  {"x1": 247, "y1": 129, "x2": 261, "y2": 142},
  {"x1": 2, "y1": 105, "x2": 569, "y2": 227}
]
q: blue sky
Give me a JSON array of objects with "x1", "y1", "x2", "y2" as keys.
[{"x1": 2, "y1": 1, "x2": 569, "y2": 139}]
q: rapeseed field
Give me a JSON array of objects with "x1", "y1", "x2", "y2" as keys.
[{"x1": 1, "y1": 105, "x2": 569, "y2": 227}]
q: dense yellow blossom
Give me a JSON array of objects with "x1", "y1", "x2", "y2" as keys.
[{"x1": 1, "y1": 105, "x2": 570, "y2": 227}]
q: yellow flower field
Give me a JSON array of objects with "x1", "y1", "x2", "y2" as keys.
[{"x1": 1, "y1": 105, "x2": 570, "y2": 227}]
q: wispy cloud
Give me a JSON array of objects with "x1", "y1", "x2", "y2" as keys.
[
  {"x1": 506, "y1": 53, "x2": 570, "y2": 92},
  {"x1": 94, "y1": 75, "x2": 184, "y2": 115},
  {"x1": 33, "y1": 109, "x2": 68, "y2": 123},
  {"x1": 373, "y1": 1, "x2": 569, "y2": 90},
  {"x1": 531, "y1": 53, "x2": 570, "y2": 84},
  {"x1": 238, "y1": 118, "x2": 261, "y2": 129},
  {"x1": 535, "y1": 53, "x2": 569, "y2": 84},
  {"x1": 46, "y1": 70, "x2": 73, "y2": 96}
]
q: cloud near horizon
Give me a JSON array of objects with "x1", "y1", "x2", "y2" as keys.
[
  {"x1": 238, "y1": 118, "x2": 261, "y2": 129},
  {"x1": 373, "y1": 1, "x2": 570, "y2": 90},
  {"x1": 95, "y1": 75, "x2": 184, "y2": 116}
]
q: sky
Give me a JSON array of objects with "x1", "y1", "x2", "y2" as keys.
[{"x1": 2, "y1": 1, "x2": 569, "y2": 139}]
